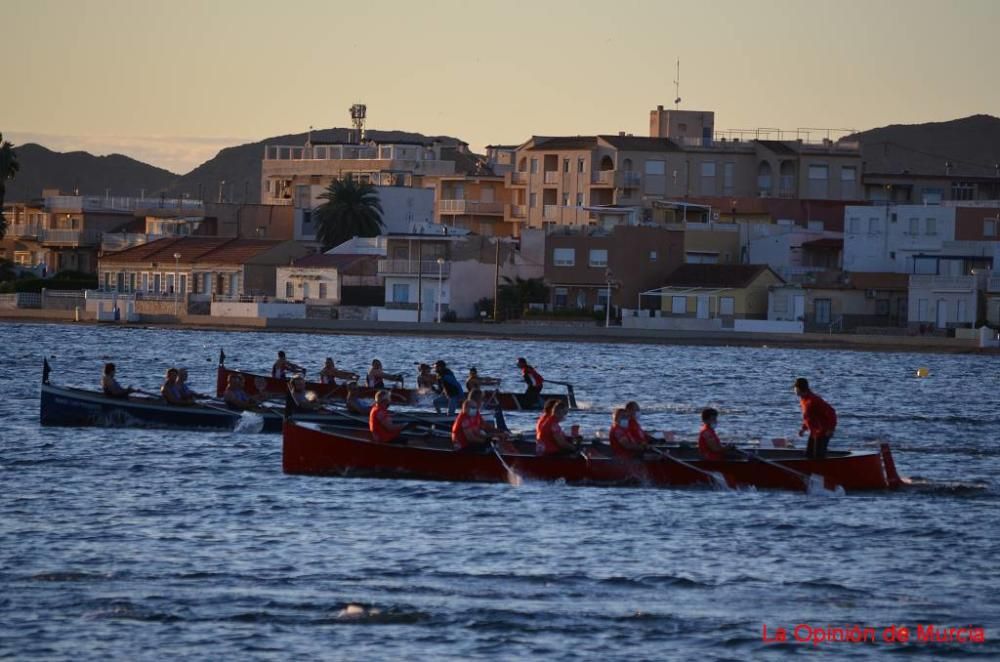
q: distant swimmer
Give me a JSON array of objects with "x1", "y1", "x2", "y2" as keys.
[
  {"x1": 794, "y1": 378, "x2": 837, "y2": 459},
  {"x1": 272, "y1": 351, "x2": 304, "y2": 380},
  {"x1": 697, "y1": 408, "x2": 726, "y2": 461}
]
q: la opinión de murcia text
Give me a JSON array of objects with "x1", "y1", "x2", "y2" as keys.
[{"x1": 762, "y1": 623, "x2": 987, "y2": 646}]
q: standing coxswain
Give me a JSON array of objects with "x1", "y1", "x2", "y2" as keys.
[{"x1": 794, "y1": 378, "x2": 837, "y2": 459}]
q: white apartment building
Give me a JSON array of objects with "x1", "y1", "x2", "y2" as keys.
[{"x1": 293, "y1": 185, "x2": 435, "y2": 242}]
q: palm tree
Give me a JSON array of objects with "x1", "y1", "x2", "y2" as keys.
[
  {"x1": 498, "y1": 276, "x2": 549, "y2": 319},
  {"x1": 313, "y1": 178, "x2": 384, "y2": 251},
  {"x1": 0, "y1": 133, "x2": 20, "y2": 240}
]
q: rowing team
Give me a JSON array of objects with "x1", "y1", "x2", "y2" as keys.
[
  {"x1": 369, "y1": 377, "x2": 838, "y2": 461},
  {"x1": 101, "y1": 363, "x2": 210, "y2": 406}
]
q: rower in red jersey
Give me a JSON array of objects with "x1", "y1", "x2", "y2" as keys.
[
  {"x1": 624, "y1": 401, "x2": 656, "y2": 444},
  {"x1": 369, "y1": 390, "x2": 405, "y2": 443},
  {"x1": 609, "y1": 407, "x2": 646, "y2": 458},
  {"x1": 451, "y1": 399, "x2": 490, "y2": 451},
  {"x1": 517, "y1": 357, "x2": 544, "y2": 407},
  {"x1": 794, "y1": 377, "x2": 837, "y2": 459},
  {"x1": 535, "y1": 399, "x2": 575, "y2": 456},
  {"x1": 697, "y1": 408, "x2": 726, "y2": 461}
]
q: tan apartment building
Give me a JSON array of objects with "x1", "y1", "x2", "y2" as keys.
[
  {"x1": 432, "y1": 175, "x2": 514, "y2": 236},
  {"x1": 504, "y1": 108, "x2": 862, "y2": 232},
  {"x1": 652, "y1": 264, "x2": 783, "y2": 323},
  {"x1": 543, "y1": 225, "x2": 685, "y2": 312}
]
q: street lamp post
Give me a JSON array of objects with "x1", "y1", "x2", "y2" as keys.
[
  {"x1": 173, "y1": 252, "x2": 181, "y2": 316},
  {"x1": 436, "y1": 257, "x2": 445, "y2": 323},
  {"x1": 605, "y1": 268, "x2": 613, "y2": 328}
]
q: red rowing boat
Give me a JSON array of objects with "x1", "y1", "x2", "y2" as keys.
[
  {"x1": 282, "y1": 420, "x2": 904, "y2": 492},
  {"x1": 216, "y1": 352, "x2": 577, "y2": 411}
]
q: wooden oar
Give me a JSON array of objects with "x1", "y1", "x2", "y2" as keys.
[
  {"x1": 491, "y1": 441, "x2": 523, "y2": 486},
  {"x1": 732, "y1": 448, "x2": 841, "y2": 493},
  {"x1": 647, "y1": 446, "x2": 731, "y2": 490}
]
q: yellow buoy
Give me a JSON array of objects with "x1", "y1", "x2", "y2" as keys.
[{"x1": 916, "y1": 367, "x2": 930, "y2": 378}]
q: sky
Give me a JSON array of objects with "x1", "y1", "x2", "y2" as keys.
[{"x1": 4, "y1": 0, "x2": 1000, "y2": 174}]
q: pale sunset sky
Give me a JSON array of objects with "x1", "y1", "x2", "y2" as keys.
[{"x1": 4, "y1": 0, "x2": 999, "y2": 173}]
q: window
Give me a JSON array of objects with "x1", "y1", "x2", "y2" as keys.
[
  {"x1": 917, "y1": 298, "x2": 929, "y2": 321},
  {"x1": 563, "y1": 158, "x2": 570, "y2": 173},
  {"x1": 140, "y1": 272, "x2": 149, "y2": 291},
  {"x1": 984, "y1": 219, "x2": 997, "y2": 237},
  {"x1": 554, "y1": 287, "x2": 568, "y2": 307},
  {"x1": 909, "y1": 217, "x2": 919, "y2": 235},
  {"x1": 720, "y1": 297, "x2": 735, "y2": 316},
  {"x1": 576, "y1": 193, "x2": 584, "y2": 206},
  {"x1": 875, "y1": 299, "x2": 890, "y2": 316},
  {"x1": 700, "y1": 162, "x2": 716, "y2": 177},
  {"x1": 561, "y1": 192, "x2": 570, "y2": 206},
  {"x1": 319, "y1": 283, "x2": 327, "y2": 299},
  {"x1": 596, "y1": 289, "x2": 608, "y2": 307},
  {"x1": 922, "y1": 188, "x2": 943, "y2": 204},
  {"x1": 644, "y1": 160, "x2": 665, "y2": 175},
  {"x1": 925, "y1": 218, "x2": 937, "y2": 235},
  {"x1": 529, "y1": 192, "x2": 537, "y2": 208},
  {"x1": 530, "y1": 158, "x2": 538, "y2": 174},
  {"x1": 285, "y1": 282, "x2": 294, "y2": 298},
  {"x1": 578, "y1": 159, "x2": 585, "y2": 173},
  {"x1": 773, "y1": 295, "x2": 788, "y2": 313},
  {"x1": 391, "y1": 283, "x2": 410, "y2": 303},
  {"x1": 808, "y1": 164, "x2": 829, "y2": 197},
  {"x1": 589, "y1": 249, "x2": 608, "y2": 267},
  {"x1": 848, "y1": 217, "x2": 860, "y2": 234},
  {"x1": 868, "y1": 218, "x2": 879, "y2": 235},
  {"x1": 671, "y1": 296, "x2": 687, "y2": 314},
  {"x1": 951, "y1": 182, "x2": 975, "y2": 200},
  {"x1": 700, "y1": 161, "x2": 717, "y2": 195},
  {"x1": 553, "y1": 248, "x2": 575, "y2": 267},
  {"x1": 808, "y1": 164, "x2": 829, "y2": 180},
  {"x1": 723, "y1": 162, "x2": 734, "y2": 195},
  {"x1": 649, "y1": 250, "x2": 657, "y2": 261},
  {"x1": 841, "y1": 166, "x2": 857, "y2": 198}
]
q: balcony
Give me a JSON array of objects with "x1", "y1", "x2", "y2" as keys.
[
  {"x1": 543, "y1": 171, "x2": 560, "y2": 185},
  {"x1": 591, "y1": 170, "x2": 613, "y2": 186},
  {"x1": 510, "y1": 204, "x2": 527, "y2": 219},
  {"x1": 509, "y1": 172, "x2": 528, "y2": 185},
  {"x1": 40, "y1": 229, "x2": 102, "y2": 246},
  {"x1": 543, "y1": 205, "x2": 560, "y2": 220},
  {"x1": 6, "y1": 224, "x2": 42, "y2": 239},
  {"x1": 439, "y1": 200, "x2": 505, "y2": 215},
  {"x1": 989, "y1": 274, "x2": 1000, "y2": 293},
  {"x1": 378, "y1": 259, "x2": 452, "y2": 277},
  {"x1": 909, "y1": 274, "x2": 978, "y2": 292},
  {"x1": 618, "y1": 171, "x2": 641, "y2": 188},
  {"x1": 102, "y1": 233, "x2": 164, "y2": 253}
]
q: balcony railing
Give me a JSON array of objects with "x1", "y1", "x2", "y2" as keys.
[
  {"x1": 510, "y1": 204, "x2": 527, "y2": 219},
  {"x1": 591, "y1": 171, "x2": 614, "y2": 186},
  {"x1": 543, "y1": 205, "x2": 560, "y2": 220},
  {"x1": 377, "y1": 259, "x2": 452, "y2": 276},
  {"x1": 6, "y1": 224, "x2": 42, "y2": 239},
  {"x1": 439, "y1": 200, "x2": 504, "y2": 214},
  {"x1": 40, "y1": 229, "x2": 103, "y2": 246},
  {"x1": 543, "y1": 171, "x2": 559, "y2": 184},
  {"x1": 909, "y1": 274, "x2": 977, "y2": 291},
  {"x1": 988, "y1": 275, "x2": 1000, "y2": 293},
  {"x1": 101, "y1": 233, "x2": 164, "y2": 253},
  {"x1": 618, "y1": 171, "x2": 641, "y2": 188},
  {"x1": 509, "y1": 172, "x2": 527, "y2": 185}
]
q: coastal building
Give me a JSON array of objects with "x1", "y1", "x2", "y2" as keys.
[
  {"x1": 275, "y1": 253, "x2": 381, "y2": 306},
  {"x1": 639, "y1": 264, "x2": 784, "y2": 329},
  {"x1": 907, "y1": 270, "x2": 991, "y2": 331},
  {"x1": 843, "y1": 204, "x2": 998, "y2": 274},
  {"x1": 768, "y1": 272, "x2": 909, "y2": 332},
  {"x1": 431, "y1": 174, "x2": 513, "y2": 236},
  {"x1": 2, "y1": 193, "x2": 204, "y2": 275},
  {"x1": 97, "y1": 236, "x2": 309, "y2": 298},
  {"x1": 543, "y1": 225, "x2": 684, "y2": 313},
  {"x1": 504, "y1": 107, "x2": 861, "y2": 232},
  {"x1": 376, "y1": 228, "x2": 545, "y2": 322}
]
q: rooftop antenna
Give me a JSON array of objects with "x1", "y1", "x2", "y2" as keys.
[
  {"x1": 349, "y1": 103, "x2": 367, "y2": 143},
  {"x1": 673, "y1": 58, "x2": 681, "y2": 109}
]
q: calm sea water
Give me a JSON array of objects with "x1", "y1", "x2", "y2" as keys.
[{"x1": 1, "y1": 322, "x2": 998, "y2": 660}]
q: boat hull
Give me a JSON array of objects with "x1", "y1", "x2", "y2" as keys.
[
  {"x1": 217, "y1": 365, "x2": 572, "y2": 411},
  {"x1": 282, "y1": 421, "x2": 901, "y2": 492}
]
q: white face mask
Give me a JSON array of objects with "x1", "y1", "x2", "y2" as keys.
[
  {"x1": 617, "y1": 420, "x2": 629, "y2": 429},
  {"x1": 469, "y1": 407, "x2": 479, "y2": 415},
  {"x1": 707, "y1": 420, "x2": 717, "y2": 429}
]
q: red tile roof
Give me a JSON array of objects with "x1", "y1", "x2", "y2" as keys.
[{"x1": 101, "y1": 237, "x2": 289, "y2": 265}]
